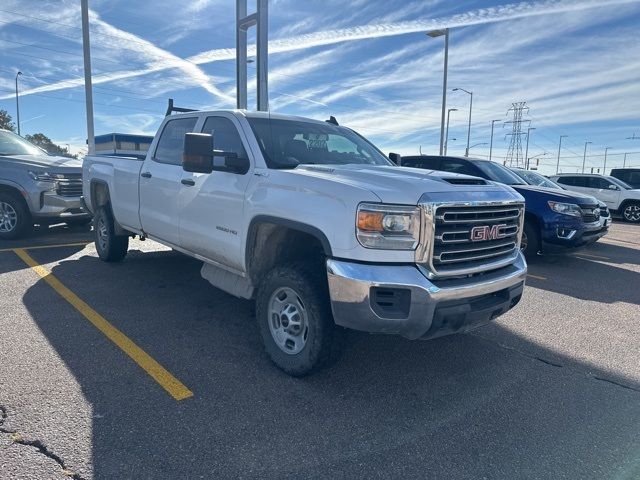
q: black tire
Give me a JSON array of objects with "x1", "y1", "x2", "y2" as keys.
[
  {"x1": 621, "y1": 202, "x2": 640, "y2": 223},
  {"x1": 255, "y1": 262, "x2": 337, "y2": 376},
  {"x1": 94, "y1": 206, "x2": 129, "y2": 262},
  {"x1": 0, "y1": 191, "x2": 32, "y2": 240},
  {"x1": 521, "y1": 220, "x2": 540, "y2": 259}
]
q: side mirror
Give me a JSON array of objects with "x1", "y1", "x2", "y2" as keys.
[
  {"x1": 607, "y1": 184, "x2": 619, "y2": 190},
  {"x1": 183, "y1": 133, "x2": 213, "y2": 173},
  {"x1": 389, "y1": 152, "x2": 402, "y2": 165}
]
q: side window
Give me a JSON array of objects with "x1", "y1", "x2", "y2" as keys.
[
  {"x1": 201, "y1": 116, "x2": 248, "y2": 170},
  {"x1": 556, "y1": 176, "x2": 574, "y2": 186},
  {"x1": 587, "y1": 177, "x2": 611, "y2": 189},
  {"x1": 154, "y1": 117, "x2": 198, "y2": 165},
  {"x1": 440, "y1": 159, "x2": 479, "y2": 176},
  {"x1": 401, "y1": 157, "x2": 441, "y2": 169}
]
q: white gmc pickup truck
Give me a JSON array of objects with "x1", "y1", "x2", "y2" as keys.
[{"x1": 83, "y1": 110, "x2": 527, "y2": 375}]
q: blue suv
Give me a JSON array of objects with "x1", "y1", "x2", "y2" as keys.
[{"x1": 399, "y1": 155, "x2": 608, "y2": 257}]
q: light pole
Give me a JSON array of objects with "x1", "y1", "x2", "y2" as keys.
[
  {"x1": 603, "y1": 147, "x2": 611, "y2": 174},
  {"x1": 527, "y1": 152, "x2": 547, "y2": 170},
  {"x1": 524, "y1": 127, "x2": 535, "y2": 166},
  {"x1": 453, "y1": 87, "x2": 473, "y2": 156},
  {"x1": 427, "y1": 29, "x2": 449, "y2": 156},
  {"x1": 623, "y1": 152, "x2": 628, "y2": 168},
  {"x1": 445, "y1": 108, "x2": 457, "y2": 155},
  {"x1": 469, "y1": 142, "x2": 487, "y2": 153},
  {"x1": 582, "y1": 141, "x2": 592, "y2": 173},
  {"x1": 489, "y1": 119, "x2": 501, "y2": 161},
  {"x1": 15, "y1": 71, "x2": 22, "y2": 135},
  {"x1": 556, "y1": 135, "x2": 567, "y2": 174}
]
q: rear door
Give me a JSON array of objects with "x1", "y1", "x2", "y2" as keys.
[
  {"x1": 139, "y1": 116, "x2": 198, "y2": 244},
  {"x1": 178, "y1": 114, "x2": 253, "y2": 271},
  {"x1": 587, "y1": 176, "x2": 621, "y2": 209}
]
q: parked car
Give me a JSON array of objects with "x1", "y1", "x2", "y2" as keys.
[
  {"x1": 0, "y1": 129, "x2": 90, "y2": 239},
  {"x1": 511, "y1": 167, "x2": 612, "y2": 230},
  {"x1": 83, "y1": 110, "x2": 528, "y2": 376},
  {"x1": 610, "y1": 168, "x2": 640, "y2": 189},
  {"x1": 399, "y1": 155, "x2": 607, "y2": 257},
  {"x1": 550, "y1": 173, "x2": 640, "y2": 223}
]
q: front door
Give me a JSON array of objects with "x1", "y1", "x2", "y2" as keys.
[
  {"x1": 139, "y1": 116, "x2": 198, "y2": 244},
  {"x1": 178, "y1": 114, "x2": 253, "y2": 271}
]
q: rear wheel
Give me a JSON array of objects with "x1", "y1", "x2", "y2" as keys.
[
  {"x1": 521, "y1": 220, "x2": 540, "y2": 259},
  {"x1": 255, "y1": 262, "x2": 337, "y2": 376},
  {"x1": 0, "y1": 192, "x2": 31, "y2": 240},
  {"x1": 622, "y1": 202, "x2": 640, "y2": 223},
  {"x1": 94, "y1": 206, "x2": 129, "y2": 262}
]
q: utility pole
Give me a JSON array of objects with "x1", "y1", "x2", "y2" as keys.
[
  {"x1": 427, "y1": 29, "x2": 449, "y2": 156},
  {"x1": 489, "y1": 119, "x2": 500, "y2": 161},
  {"x1": 582, "y1": 141, "x2": 592, "y2": 173},
  {"x1": 14, "y1": 71, "x2": 22, "y2": 135},
  {"x1": 556, "y1": 135, "x2": 567, "y2": 174},
  {"x1": 80, "y1": 0, "x2": 95, "y2": 154},
  {"x1": 623, "y1": 152, "x2": 628, "y2": 168},
  {"x1": 445, "y1": 108, "x2": 457, "y2": 155},
  {"x1": 603, "y1": 147, "x2": 611, "y2": 174},
  {"x1": 504, "y1": 102, "x2": 529, "y2": 167},
  {"x1": 236, "y1": 0, "x2": 268, "y2": 111},
  {"x1": 524, "y1": 127, "x2": 535, "y2": 167}
]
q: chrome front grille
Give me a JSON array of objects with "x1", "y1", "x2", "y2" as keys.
[
  {"x1": 581, "y1": 207, "x2": 600, "y2": 223},
  {"x1": 56, "y1": 174, "x2": 83, "y2": 197},
  {"x1": 417, "y1": 202, "x2": 524, "y2": 278}
]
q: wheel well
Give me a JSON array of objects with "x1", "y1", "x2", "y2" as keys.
[
  {"x1": 619, "y1": 199, "x2": 640, "y2": 211},
  {"x1": 91, "y1": 181, "x2": 110, "y2": 210},
  {"x1": 246, "y1": 222, "x2": 328, "y2": 285},
  {"x1": 0, "y1": 184, "x2": 30, "y2": 210}
]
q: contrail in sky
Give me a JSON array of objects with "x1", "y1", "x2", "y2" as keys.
[{"x1": 2, "y1": 0, "x2": 638, "y2": 101}]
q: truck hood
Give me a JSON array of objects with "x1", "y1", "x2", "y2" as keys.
[
  {"x1": 0, "y1": 154, "x2": 83, "y2": 170},
  {"x1": 511, "y1": 184, "x2": 598, "y2": 206},
  {"x1": 290, "y1": 164, "x2": 515, "y2": 204}
]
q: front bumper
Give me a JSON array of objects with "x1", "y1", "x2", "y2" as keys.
[
  {"x1": 326, "y1": 252, "x2": 527, "y2": 340},
  {"x1": 31, "y1": 192, "x2": 91, "y2": 221},
  {"x1": 541, "y1": 218, "x2": 608, "y2": 252}
]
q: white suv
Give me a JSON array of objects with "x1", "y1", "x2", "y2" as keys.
[{"x1": 551, "y1": 174, "x2": 640, "y2": 223}]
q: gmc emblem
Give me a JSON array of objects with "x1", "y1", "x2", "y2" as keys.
[{"x1": 470, "y1": 224, "x2": 508, "y2": 242}]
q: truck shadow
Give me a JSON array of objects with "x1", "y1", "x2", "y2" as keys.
[{"x1": 19, "y1": 249, "x2": 640, "y2": 479}]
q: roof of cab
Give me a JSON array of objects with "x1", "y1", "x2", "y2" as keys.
[{"x1": 170, "y1": 109, "x2": 328, "y2": 125}]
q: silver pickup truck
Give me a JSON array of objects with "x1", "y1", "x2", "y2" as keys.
[{"x1": 0, "y1": 129, "x2": 90, "y2": 239}]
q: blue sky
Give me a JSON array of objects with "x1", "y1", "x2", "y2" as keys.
[{"x1": 1, "y1": 0, "x2": 639, "y2": 174}]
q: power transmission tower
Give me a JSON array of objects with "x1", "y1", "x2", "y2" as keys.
[{"x1": 504, "y1": 102, "x2": 529, "y2": 167}]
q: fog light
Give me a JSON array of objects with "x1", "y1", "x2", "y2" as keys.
[{"x1": 557, "y1": 228, "x2": 576, "y2": 239}]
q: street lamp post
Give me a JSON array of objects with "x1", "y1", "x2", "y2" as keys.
[
  {"x1": 582, "y1": 141, "x2": 592, "y2": 173},
  {"x1": 527, "y1": 152, "x2": 547, "y2": 170},
  {"x1": 453, "y1": 88, "x2": 473, "y2": 156},
  {"x1": 524, "y1": 127, "x2": 535, "y2": 167},
  {"x1": 603, "y1": 147, "x2": 611, "y2": 174},
  {"x1": 489, "y1": 119, "x2": 501, "y2": 161},
  {"x1": 427, "y1": 29, "x2": 449, "y2": 156},
  {"x1": 469, "y1": 142, "x2": 487, "y2": 150},
  {"x1": 623, "y1": 152, "x2": 628, "y2": 168},
  {"x1": 15, "y1": 71, "x2": 22, "y2": 135},
  {"x1": 445, "y1": 108, "x2": 457, "y2": 155},
  {"x1": 556, "y1": 135, "x2": 567, "y2": 174}
]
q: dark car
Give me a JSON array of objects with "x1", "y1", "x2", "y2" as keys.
[
  {"x1": 399, "y1": 155, "x2": 608, "y2": 257},
  {"x1": 610, "y1": 168, "x2": 640, "y2": 189}
]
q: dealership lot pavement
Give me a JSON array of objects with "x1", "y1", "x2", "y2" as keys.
[{"x1": 1, "y1": 222, "x2": 639, "y2": 479}]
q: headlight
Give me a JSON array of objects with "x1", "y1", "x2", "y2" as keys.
[
  {"x1": 548, "y1": 201, "x2": 581, "y2": 217},
  {"x1": 356, "y1": 203, "x2": 420, "y2": 250},
  {"x1": 28, "y1": 171, "x2": 58, "y2": 182}
]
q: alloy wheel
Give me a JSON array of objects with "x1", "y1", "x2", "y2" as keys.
[
  {"x1": 623, "y1": 204, "x2": 640, "y2": 222},
  {"x1": 268, "y1": 286, "x2": 309, "y2": 355},
  {"x1": 0, "y1": 201, "x2": 18, "y2": 233}
]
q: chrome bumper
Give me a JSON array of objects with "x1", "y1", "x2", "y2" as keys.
[
  {"x1": 326, "y1": 252, "x2": 527, "y2": 340},
  {"x1": 32, "y1": 193, "x2": 90, "y2": 219}
]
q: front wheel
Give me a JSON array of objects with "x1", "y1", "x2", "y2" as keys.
[
  {"x1": 0, "y1": 192, "x2": 31, "y2": 240},
  {"x1": 521, "y1": 220, "x2": 540, "y2": 259},
  {"x1": 622, "y1": 203, "x2": 640, "y2": 223},
  {"x1": 94, "y1": 206, "x2": 129, "y2": 262},
  {"x1": 255, "y1": 262, "x2": 337, "y2": 376}
]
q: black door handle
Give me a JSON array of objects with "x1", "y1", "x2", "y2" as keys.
[
  {"x1": 181, "y1": 179, "x2": 195, "y2": 186},
  {"x1": 141, "y1": 172, "x2": 152, "y2": 178}
]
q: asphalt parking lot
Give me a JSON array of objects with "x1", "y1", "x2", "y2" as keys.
[{"x1": 1, "y1": 222, "x2": 639, "y2": 479}]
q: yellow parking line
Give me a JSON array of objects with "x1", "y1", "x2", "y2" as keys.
[
  {"x1": 527, "y1": 274, "x2": 546, "y2": 280},
  {"x1": 0, "y1": 242, "x2": 91, "y2": 253},
  {"x1": 13, "y1": 248, "x2": 193, "y2": 401}
]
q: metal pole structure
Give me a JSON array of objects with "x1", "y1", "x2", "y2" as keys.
[
  {"x1": 582, "y1": 141, "x2": 592, "y2": 173},
  {"x1": 524, "y1": 127, "x2": 535, "y2": 167},
  {"x1": 427, "y1": 29, "x2": 449, "y2": 156},
  {"x1": 15, "y1": 71, "x2": 22, "y2": 135},
  {"x1": 256, "y1": 0, "x2": 268, "y2": 111},
  {"x1": 556, "y1": 135, "x2": 567, "y2": 174},
  {"x1": 237, "y1": 0, "x2": 268, "y2": 111},
  {"x1": 453, "y1": 88, "x2": 473, "y2": 156},
  {"x1": 489, "y1": 119, "x2": 500, "y2": 162},
  {"x1": 623, "y1": 152, "x2": 628, "y2": 168},
  {"x1": 80, "y1": 0, "x2": 95, "y2": 154},
  {"x1": 236, "y1": 0, "x2": 247, "y2": 109},
  {"x1": 444, "y1": 108, "x2": 457, "y2": 155},
  {"x1": 603, "y1": 147, "x2": 611, "y2": 174}
]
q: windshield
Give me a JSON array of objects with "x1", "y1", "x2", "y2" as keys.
[
  {"x1": 475, "y1": 161, "x2": 527, "y2": 185},
  {"x1": 0, "y1": 130, "x2": 45, "y2": 156},
  {"x1": 246, "y1": 117, "x2": 393, "y2": 169},
  {"x1": 511, "y1": 169, "x2": 562, "y2": 189},
  {"x1": 608, "y1": 176, "x2": 633, "y2": 190}
]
